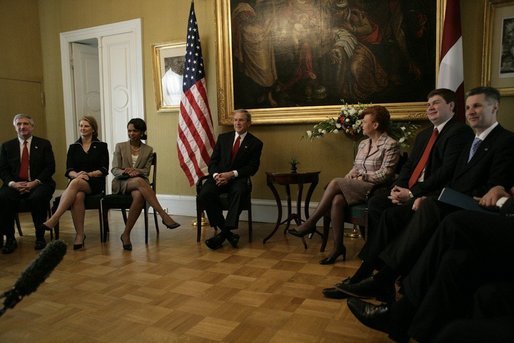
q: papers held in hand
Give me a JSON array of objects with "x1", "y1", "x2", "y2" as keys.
[
  {"x1": 115, "y1": 173, "x2": 131, "y2": 180},
  {"x1": 437, "y1": 187, "x2": 498, "y2": 215}
]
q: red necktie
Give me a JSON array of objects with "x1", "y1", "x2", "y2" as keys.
[
  {"x1": 408, "y1": 128, "x2": 439, "y2": 188},
  {"x1": 19, "y1": 140, "x2": 29, "y2": 180},
  {"x1": 231, "y1": 136, "x2": 241, "y2": 161}
]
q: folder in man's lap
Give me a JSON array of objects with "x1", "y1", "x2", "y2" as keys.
[{"x1": 437, "y1": 187, "x2": 498, "y2": 215}]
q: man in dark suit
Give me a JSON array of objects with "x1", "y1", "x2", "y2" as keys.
[
  {"x1": 432, "y1": 282, "x2": 514, "y2": 343},
  {"x1": 0, "y1": 114, "x2": 56, "y2": 253},
  {"x1": 346, "y1": 189, "x2": 514, "y2": 342},
  {"x1": 198, "y1": 109, "x2": 263, "y2": 250},
  {"x1": 323, "y1": 88, "x2": 473, "y2": 299},
  {"x1": 338, "y1": 86, "x2": 514, "y2": 303}
]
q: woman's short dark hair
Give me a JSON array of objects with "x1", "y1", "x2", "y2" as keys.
[
  {"x1": 360, "y1": 105, "x2": 391, "y2": 133},
  {"x1": 79, "y1": 115, "x2": 99, "y2": 139},
  {"x1": 128, "y1": 118, "x2": 147, "y2": 140}
]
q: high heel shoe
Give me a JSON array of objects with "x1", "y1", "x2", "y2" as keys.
[
  {"x1": 287, "y1": 225, "x2": 316, "y2": 238},
  {"x1": 73, "y1": 235, "x2": 86, "y2": 250},
  {"x1": 120, "y1": 235, "x2": 132, "y2": 251},
  {"x1": 319, "y1": 246, "x2": 347, "y2": 265},
  {"x1": 162, "y1": 220, "x2": 180, "y2": 230}
]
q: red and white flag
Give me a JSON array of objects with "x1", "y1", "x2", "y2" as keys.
[
  {"x1": 177, "y1": 1, "x2": 215, "y2": 186},
  {"x1": 437, "y1": 0, "x2": 465, "y2": 121}
]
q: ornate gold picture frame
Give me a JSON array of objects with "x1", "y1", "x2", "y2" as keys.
[
  {"x1": 215, "y1": 0, "x2": 444, "y2": 125},
  {"x1": 152, "y1": 42, "x2": 186, "y2": 112},
  {"x1": 482, "y1": 0, "x2": 514, "y2": 96}
]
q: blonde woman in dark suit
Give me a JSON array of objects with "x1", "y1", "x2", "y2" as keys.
[{"x1": 113, "y1": 118, "x2": 180, "y2": 251}]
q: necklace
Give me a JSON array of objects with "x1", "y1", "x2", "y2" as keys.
[{"x1": 130, "y1": 144, "x2": 141, "y2": 152}]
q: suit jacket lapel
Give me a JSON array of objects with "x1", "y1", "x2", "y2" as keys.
[
  {"x1": 233, "y1": 133, "x2": 254, "y2": 163},
  {"x1": 455, "y1": 126, "x2": 500, "y2": 176}
]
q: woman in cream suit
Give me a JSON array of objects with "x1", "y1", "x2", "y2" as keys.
[{"x1": 112, "y1": 118, "x2": 180, "y2": 251}]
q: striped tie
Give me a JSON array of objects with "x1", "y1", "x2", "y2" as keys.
[{"x1": 468, "y1": 137, "x2": 481, "y2": 162}]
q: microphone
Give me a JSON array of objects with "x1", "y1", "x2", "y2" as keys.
[{"x1": 0, "y1": 240, "x2": 67, "y2": 316}]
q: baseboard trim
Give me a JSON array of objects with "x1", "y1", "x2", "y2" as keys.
[
  {"x1": 155, "y1": 194, "x2": 320, "y2": 224},
  {"x1": 52, "y1": 189, "x2": 320, "y2": 225}
]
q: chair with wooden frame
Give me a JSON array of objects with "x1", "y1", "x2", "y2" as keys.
[
  {"x1": 15, "y1": 200, "x2": 56, "y2": 239},
  {"x1": 321, "y1": 152, "x2": 408, "y2": 252},
  {"x1": 51, "y1": 180, "x2": 106, "y2": 242},
  {"x1": 100, "y1": 152, "x2": 159, "y2": 244},
  {"x1": 195, "y1": 175, "x2": 253, "y2": 242}
]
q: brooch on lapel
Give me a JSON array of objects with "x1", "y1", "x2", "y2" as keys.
[{"x1": 34, "y1": 145, "x2": 39, "y2": 150}]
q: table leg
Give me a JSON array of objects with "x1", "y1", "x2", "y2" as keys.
[{"x1": 263, "y1": 181, "x2": 283, "y2": 244}]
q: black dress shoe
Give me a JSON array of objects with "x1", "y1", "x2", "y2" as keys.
[
  {"x1": 334, "y1": 277, "x2": 353, "y2": 289},
  {"x1": 205, "y1": 233, "x2": 225, "y2": 250},
  {"x1": 73, "y1": 235, "x2": 86, "y2": 250},
  {"x1": 35, "y1": 239, "x2": 47, "y2": 251},
  {"x1": 322, "y1": 287, "x2": 349, "y2": 299},
  {"x1": 336, "y1": 276, "x2": 396, "y2": 303},
  {"x1": 226, "y1": 233, "x2": 240, "y2": 248},
  {"x1": 287, "y1": 225, "x2": 316, "y2": 238},
  {"x1": 347, "y1": 297, "x2": 391, "y2": 334},
  {"x1": 120, "y1": 235, "x2": 132, "y2": 251},
  {"x1": 2, "y1": 238, "x2": 17, "y2": 254},
  {"x1": 162, "y1": 220, "x2": 181, "y2": 230},
  {"x1": 319, "y1": 247, "x2": 347, "y2": 265}
]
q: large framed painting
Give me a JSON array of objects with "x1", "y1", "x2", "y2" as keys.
[
  {"x1": 482, "y1": 0, "x2": 514, "y2": 96},
  {"x1": 215, "y1": 0, "x2": 444, "y2": 124},
  {"x1": 152, "y1": 42, "x2": 186, "y2": 112}
]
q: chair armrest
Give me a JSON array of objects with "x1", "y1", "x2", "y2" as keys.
[{"x1": 196, "y1": 175, "x2": 210, "y2": 194}]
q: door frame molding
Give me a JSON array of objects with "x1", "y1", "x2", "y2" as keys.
[{"x1": 60, "y1": 18, "x2": 143, "y2": 146}]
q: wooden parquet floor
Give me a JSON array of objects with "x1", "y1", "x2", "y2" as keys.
[{"x1": 0, "y1": 212, "x2": 391, "y2": 342}]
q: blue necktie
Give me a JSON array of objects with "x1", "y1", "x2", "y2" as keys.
[{"x1": 468, "y1": 137, "x2": 481, "y2": 162}]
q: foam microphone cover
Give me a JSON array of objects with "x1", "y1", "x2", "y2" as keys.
[{"x1": 14, "y1": 239, "x2": 67, "y2": 296}]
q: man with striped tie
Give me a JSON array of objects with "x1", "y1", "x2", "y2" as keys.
[{"x1": 341, "y1": 86, "x2": 514, "y2": 312}]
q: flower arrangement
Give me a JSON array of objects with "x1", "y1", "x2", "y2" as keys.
[{"x1": 305, "y1": 103, "x2": 421, "y2": 149}]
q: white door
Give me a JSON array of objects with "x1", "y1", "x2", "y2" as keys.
[
  {"x1": 100, "y1": 32, "x2": 143, "y2": 155},
  {"x1": 71, "y1": 42, "x2": 101, "y2": 138},
  {"x1": 60, "y1": 19, "x2": 144, "y2": 193}
]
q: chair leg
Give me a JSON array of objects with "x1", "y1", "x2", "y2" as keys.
[
  {"x1": 97, "y1": 207, "x2": 104, "y2": 243},
  {"x1": 144, "y1": 203, "x2": 149, "y2": 244},
  {"x1": 15, "y1": 213, "x2": 23, "y2": 237},
  {"x1": 196, "y1": 208, "x2": 203, "y2": 242},
  {"x1": 100, "y1": 200, "x2": 108, "y2": 243},
  {"x1": 121, "y1": 209, "x2": 128, "y2": 224},
  {"x1": 248, "y1": 206, "x2": 253, "y2": 243},
  {"x1": 320, "y1": 215, "x2": 331, "y2": 252},
  {"x1": 153, "y1": 210, "x2": 159, "y2": 234}
]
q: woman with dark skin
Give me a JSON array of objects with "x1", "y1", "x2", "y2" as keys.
[{"x1": 112, "y1": 118, "x2": 180, "y2": 251}]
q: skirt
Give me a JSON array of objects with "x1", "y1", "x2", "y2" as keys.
[{"x1": 333, "y1": 177, "x2": 375, "y2": 205}]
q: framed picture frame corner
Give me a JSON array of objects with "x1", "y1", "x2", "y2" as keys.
[{"x1": 152, "y1": 41, "x2": 187, "y2": 112}]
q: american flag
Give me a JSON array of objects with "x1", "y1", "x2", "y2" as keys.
[
  {"x1": 437, "y1": 0, "x2": 464, "y2": 121},
  {"x1": 177, "y1": 1, "x2": 215, "y2": 186}
]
